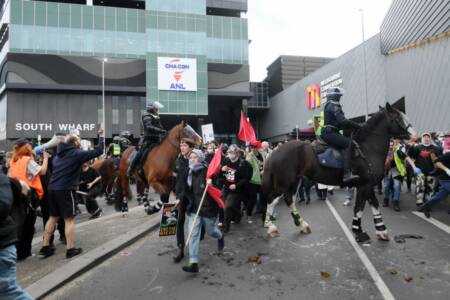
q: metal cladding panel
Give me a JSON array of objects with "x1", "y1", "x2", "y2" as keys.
[
  {"x1": 206, "y1": 0, "x2": 247, "y2": 11},
  {"x1": 384, "y1": 36, "x2": 450, "y2": 134},
  {"x1": 258, "y1": 35, "x2": 387, "y2": 140},
  {"x1": 380, "y1": 0, "x2": 450, "y2": 53}
]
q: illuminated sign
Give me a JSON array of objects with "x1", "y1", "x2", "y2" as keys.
[
  {"x1": 306, "y1": 84, "x2": 321, "y2": 109},
  {"x1": 158, "y1": 57, "x2": 197, "y2": 92}
]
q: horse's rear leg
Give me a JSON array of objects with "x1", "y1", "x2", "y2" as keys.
[
  {"x1": 368, "y1": 189, "x2": 389, "y2": 241},
  {"x1": 353, "y1": 186, "x2": 370, "y2": 243},
  {"x1": 286, "y1": 194, "x2": 311, "y2": 234}
]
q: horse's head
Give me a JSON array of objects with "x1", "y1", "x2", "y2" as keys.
[
  {"x1": 383, "y1": 103, "x2": 417, "y2": 139},
  {"x1": 178, "y1": 121, "x2": 202, "y2": 147}
]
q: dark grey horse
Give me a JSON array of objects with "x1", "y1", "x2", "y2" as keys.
[{"x1": 261, "y1": 103, "x2": 416, "y2": 241}]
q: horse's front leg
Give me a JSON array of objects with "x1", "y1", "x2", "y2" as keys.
[
  {"x1": 368, "y1": 188, "x2": 389, "y2": 241},
  {"x1": 286, "y1": 194, "x2": 311, "y2": 234},
  {"x1": 353, "y1": 186, "x2": 370, "y2": 243}
]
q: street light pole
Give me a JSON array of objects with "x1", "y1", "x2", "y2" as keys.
[
  {"x1": 359, "y1": 9, "x2": 369, "y2": 121},
  {"x1": 102, "y1": 58, "x2": 107, "y2": 155}
]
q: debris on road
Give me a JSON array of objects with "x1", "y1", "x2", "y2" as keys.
[
  {"x1": 320, "y1": 271, "x2": 330, "y2": 278},
  {"x1": 394, "y1": 234, "x2": 423, "y2": 243}
]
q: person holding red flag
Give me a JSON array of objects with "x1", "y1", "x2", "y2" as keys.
[{"x1": 182, "y1": 149, "x2": 224, "y2": 273}]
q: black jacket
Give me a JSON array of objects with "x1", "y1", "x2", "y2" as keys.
[
  {"x1": 0, "y1": 174, "x2": 16, "y2": 250},
  {"x1": 49, "y1": 139, "x2": 104, "y2": 191},
  {"x1": 172, "y1": 155, "x2": 189, "y2": 200},
  {"x1": 185, "y1": 166, "x2": 219, "y2": 219},
  {"x1": 323, "y1": 100, "x2": 360, "y2": 131},
  {"x1": 142, "y1": 112, "x2": 166, "y2": 137},
  {"x1": 408, "y1": 144, "x2": 442, "y2": 174},
  {"x1": 221, "y1": 157, "x2": 250, "y2": 193}
]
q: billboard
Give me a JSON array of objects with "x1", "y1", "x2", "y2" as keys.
[{"x1": 157, "y1": 57, "x2": 197, "y2": 92}]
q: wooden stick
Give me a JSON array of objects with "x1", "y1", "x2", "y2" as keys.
[{"x1": 184, "y1": 184, "x2": 209, "y2": 249}]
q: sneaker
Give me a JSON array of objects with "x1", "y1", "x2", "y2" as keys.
[
  {"x1": 417, "y1": 205, "x2": 430, "y2": 218},
  {"x1": 218, "y1": 237, "x2": 225, "y2": 251},
  {"x1": 90, "y1": 209, "x2": 103, "y2": 219},
  {"x1": 182, "y1": 263, "x2": 199, "y2": 273},
  {"x1": 66, "y1": 248, "x2": 83, "y2": 259},
  {"x1": 38, "y1": 246, "x2": 55, "y2": 259},
  {"x1": 217, "y1": 222, "x2": 223, "y2": 227},
  {"x1": 343, "y1": 199, "x2": 351, "y2": 206}
]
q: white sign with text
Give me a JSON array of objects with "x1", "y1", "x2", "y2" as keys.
[
  {"x1": 157, "y1": 57, "x2": 197, "y2": 92},
  {"x1": 201, "y1": 123, "x2": 215, "y2": 144}
]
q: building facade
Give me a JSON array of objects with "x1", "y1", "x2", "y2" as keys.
[
  {"x1": 0, "y1": 0, "x2": 251, "y2": 141},
  {"x1": 258, "y1": 0, "x2": 450, "y2": 141}
]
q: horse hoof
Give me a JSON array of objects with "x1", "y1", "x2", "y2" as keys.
[
  {"x1": 376, "y1": 232, "x2": 390, "y2": 241},
  {"x1": 355, "y1": 232, "x2": 371, "y2": 243},
  {"x1": 300, "y1": 225, "x2": 312, "y2": 234},
  {"x1": 267, "y1": 224, "x2": 279, "y2": 237}
]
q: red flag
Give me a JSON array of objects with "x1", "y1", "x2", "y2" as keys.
[
  {"x1": 238, "y1": 111, "x2": 257, "y2": 143},
  {"x1": 206, "y1": 144, "x2": 224, "y2": 208},
  {"x1": 206, "y1": 144, "x2": 222, "y2": 179},
  {"x1": 207, "y1": 185, "x2": 225, "y2": 209}
]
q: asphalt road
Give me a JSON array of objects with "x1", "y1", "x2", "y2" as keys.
[{"x1": 47, "y1": 188, "x2": 450, "y2": 300}]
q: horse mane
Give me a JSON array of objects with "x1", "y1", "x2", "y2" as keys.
[{"x1": 354, "y1": 109, "x2": 386, "y2": 141}]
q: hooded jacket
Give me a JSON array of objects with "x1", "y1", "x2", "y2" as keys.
[{"x1": 48, "y1": 139, "x2": 104, "y2": 191}]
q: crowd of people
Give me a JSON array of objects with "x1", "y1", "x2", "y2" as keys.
[{"x1": 1, "y1": 99, "x2": 450, "y2": 296}]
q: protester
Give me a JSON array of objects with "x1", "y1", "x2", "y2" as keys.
[
  {"x1": 172, "y1": 139, "x2": 194, "y2": 263},
  {"x1": 182, "y1": 149, "x2": 224, "y2": 273},
  {"x1": 0, "y1": 173, "x2": 34, "y2": 299},
  {"x1": 39, "y1": 128, "x2": 104, "y2": 259},
  {"x1": 221, "y1": 144, "x2": 249, "y2": 233},
  {"x1": 8, "y1": 139, "x2": 49, "y2": 260},
  {"x1": 77, "y1": 162, "x2": 103, "y2": 219},
  {"x1": 204, "y1": 141, "x2": 217, "y2": 165},
  {"x1": 418, "y1": 149, "x2": 450, "y2": 218},
  {"x1": 408, "y1": 133, "x2": 442, "y2": 206},
  {"x1": 383, "y1": 139, "x2": 408, "y2": 211},
  {"x1": 246, "y1": 143, "x2": 262, "y2": 220}
]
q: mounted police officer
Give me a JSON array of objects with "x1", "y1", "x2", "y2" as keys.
[
  {"x1": 127, "y1": 101, "x2": 166, "y2": 177},
  {"x1": 114, "y1": 131, "x2": 132, "y2": 154},
  {"x1": 320, "y1": 87, "x2": 362, "y2": 185}
]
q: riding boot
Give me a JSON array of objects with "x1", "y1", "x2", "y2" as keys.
[{"x1": 342, "y1": 144, "x2": 360, "y2": 185}]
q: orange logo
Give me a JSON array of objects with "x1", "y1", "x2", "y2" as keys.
[{"x1": 306, "y1": 84, "x2": 321, "y2": 109}]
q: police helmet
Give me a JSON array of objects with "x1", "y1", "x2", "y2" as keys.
[
  {"x1": 120, "y1": 130, "x2": 131, "y2": 138},
  {"x1": 326, "y1": 87, "x2": 344, "y2": 102},
  {"x1": 146, "y1": 101, "x2": 164, "y2": 112}
]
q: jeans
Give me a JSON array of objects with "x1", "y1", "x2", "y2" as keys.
[
  {"x1": 187, "y1": 214, "x2": 223, "y2": 264},
  {"x1": 0, "y1": 245, "x2": 33, "y2": 300},
  {"x1": 425, "y1": 180, "x2": 450, "y2": 207},
  {"x1": 384, "y1": 174, "x2": 401, "y2": 203}
]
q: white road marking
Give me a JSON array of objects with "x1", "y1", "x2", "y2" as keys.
[
  {"x1": 325, "y1": 199, "x2": 395, "y2": 300},
  {"x1": 412, "y1": 211, "x2": 450, "y2": 234}
]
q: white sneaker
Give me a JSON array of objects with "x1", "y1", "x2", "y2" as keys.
[
  {"x1": 218, "y1": 222, "x2": 223, "y2": 227},
  {"x1": 343, "y1": 200, "x2": 351, "y2": 206}
]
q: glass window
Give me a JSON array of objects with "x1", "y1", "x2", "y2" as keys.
[
  {"x1": 10, "y1": 0, "x2": 23, "y2": 24},
  {"x1": 71, "y1": 5, "x2": 82, "y2": 29},
  {"x1": 94, "y1": 6, "x2": 105, "y2": 30},
  {"x1": 126, "y1": 110, "x2": 133, "y2": 125},
  {"x1": 35, "y1": 1, "x2": 46, "y2": 27},
  {"x1": 59, "y1": 4, "x2": 70, "y2": 28},
  {"x1": 82, "y1": 5, "x2": 94, "y2": 29},
  {"x1": 104, "y1": 7, "x2": 115, "y2": 31},
  {"x1": 127, "y1": 9, "x2": 138, "y2": 32},
  {"x1": 22, "y1": 0, "x2": 34, "y2": 26},
  {"x1": 116, "y1": 9, "x2": 126, "y2": 31}
]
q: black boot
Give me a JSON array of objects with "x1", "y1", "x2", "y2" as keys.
[
  {"x1": 342, "y1": 145, "x2": 360, "y2": 185},
  {"x1": 173, "y1": 248, "x2": 184, "y2": 263},
  {"x1": 182, "y1": 263, "x2": 199, "y2": 273},
  {"x1": 383, "y1": 198, "x2": 389, "y2": 207},
  {"x1": 417, "y1": 203, "x2": 431, "y2": 218}
]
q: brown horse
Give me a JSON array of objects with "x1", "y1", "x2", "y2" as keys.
[
  {"x1": 91, "y1": 157, "x2": 118, "y2": 206},
  {"x1": 118, "y1": 121, "x2": 202, "y2": 214}
]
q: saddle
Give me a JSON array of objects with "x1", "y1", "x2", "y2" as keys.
[{"x1": 311, "y1": 138, "x2": 362, "y2": 169}]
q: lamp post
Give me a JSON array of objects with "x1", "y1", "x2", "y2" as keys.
[
  {"x1": 102, "y1": 57, "x2": 108, "y2": 155},
  {"x1": 359, "y1": 9, "x2": 369, "y2": 121}
]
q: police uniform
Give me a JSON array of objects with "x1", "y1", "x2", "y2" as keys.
[{"x1": 320, "y1": 88, "x2": 361, "y2": 184}]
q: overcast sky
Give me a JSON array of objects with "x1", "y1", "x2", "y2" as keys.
[{"x1": 246, "y1": 0, "x2": 393, "y2": 81}]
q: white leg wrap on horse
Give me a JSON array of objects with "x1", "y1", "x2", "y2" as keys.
[{"x1": 370, "y1": 206, "x2": 381, "y2": 216}]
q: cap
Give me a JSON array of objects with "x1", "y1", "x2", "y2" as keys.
[
  {"x1": 422, "y1": 132, "x2": 431, "y2": 138},
  {"x1": 14, "y1": 138, "x2": 32, "y2": 148}
]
